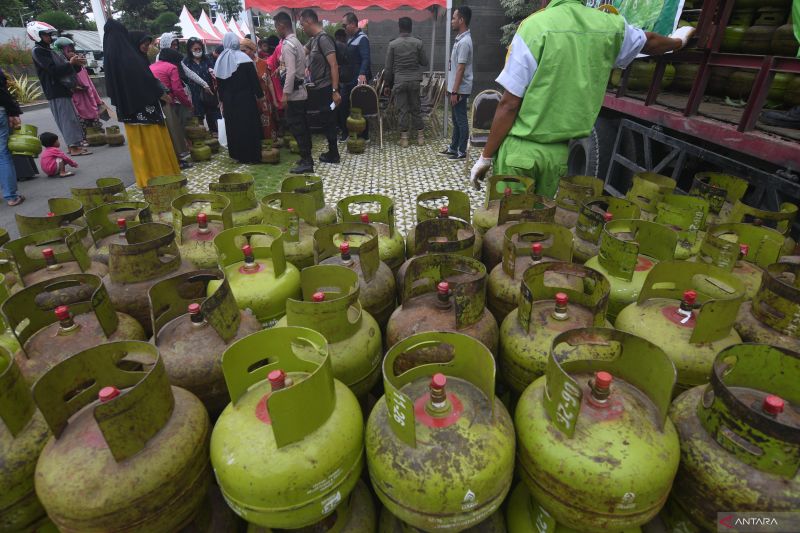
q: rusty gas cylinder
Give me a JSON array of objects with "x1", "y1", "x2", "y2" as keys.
[
  {"x1": 615, "y1": 261, "x2": 745, "y2": 393},
  {"x1": 692, "y1": 223, "x2": 784, "y2": 300},
  {"x1": 396, "y1": 216, "x2": 477, "y2": 292},
  {"x1": 70, "y1": 177, "x2": 127, "y2": 211},
  {"x1": 735, "y1": 262, "x2": 800, "y2": 352},
  {"x1": 665, "y1": 344, "x2": 800, "y2": 532},
  {"x1": 500, "y1": 262, "x2": 610, "y2": 397},
  {"x1": 584, "y1": 219, "x2": 678, "y2": 322},
  {"x1": 15, "y1": 197, "x2": 94, "y2": 255},
  {"x1": 336, "y1": 194, "x2": 406, "y2": 273},
  {"x1": 473, "y1": 175, "x2": 535, "y2": 235},
  {"x1": 0, "y1": 346, "x2": 53, "y2": 533},
  {"x1": 315, "y1": 222, "x2": 396, "y2": 330},
  {"x1": 481, "y1": 193, "x2": 557, "y2": 271},
  {"x1": 3, "y1": 227, "x2": 107, "y2": 293},
  {"x1": 210, "y1": 173, "x2": 263, "y2": 226},
  {"x1": 387, "y1": 254, "x2": 499, "y2": 356},
  {"x1": 652, "y1": 193, "x2": 709, "y2": 260},
  {"x1": 719, "y1": 198, "x2": 798, "y2": 255},
  {"x1": 85, "y1": 201, "x2": 152, "y2": 265},
  {"x1": 553, "y1": 175, "x2": 604, "y2": 229},
  {"x1": 406, "y1": 190, "x2": 483, "y2": 261},
  {"x1": 275, "y1": 265, "x2": 382, "y2": 398},
  {"x1": 172, "y1": 193, "x2": 232, "y2": 269},
  {"x1": 280, "y1": 174, "x2": 338, "y2": 227},
  {"x1": 379, "y1": 505, "x2": 506, "y2": 532},
  {"x1": 516, "y1": 328, "x2": 680, "y2": 532},
  {"x1": 33, "y1": 341, "x2": 211, "y2": 532},
  {"x1": 689, "y1": 172, "x2": 748, "y2": 226},
  {"x1": 625, "y1": 172, "x2": 677, "y2": 220},
  {"x1": 4, "y1": 273, "x2": 146, "y2": 384},
  {"x1": 0, "y1": 275, "x2": 20, "y2": 354},
  {"x1": 487, "y1": 222, "x2": 574, "y2": 323},
  {"x1": 572, "y1": 196, "x2": 641, "y2": 263},
  {"x1": 261, "y1": 191, "x2": 320, "y2": 269},
  {"x1": 367, "y1": 332, "x2": 515, "y2": 531},
  {"x1": 151, "y1": 270, "x2": 261, "y2": 417},
  {"x1": 142, "y1": 175, "x2": 189, "y2": 224}
]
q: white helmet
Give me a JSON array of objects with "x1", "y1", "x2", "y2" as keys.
[{"x1": 26, "y1": 20, "x2": 57, "y2": 42}]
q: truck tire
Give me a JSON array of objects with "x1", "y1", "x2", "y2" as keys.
[{"x1": 567, "y1": 116, "x2": 620, "y2": 180}]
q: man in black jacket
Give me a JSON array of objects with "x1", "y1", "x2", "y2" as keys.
[{"x1": 27, "y1": 20, "x2": 90, "y2": 156}]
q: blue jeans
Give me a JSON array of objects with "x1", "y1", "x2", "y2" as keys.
[
  {"x1": 0, "y1": 109, "x2": 18, "y2": 201},
  {"x1": 449, "y1": 94, "x2": 469, "y2": 155}
]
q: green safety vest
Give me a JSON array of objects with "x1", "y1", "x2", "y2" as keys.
[{"x1": 509, "y1": 0, "x2": 626, "y2": 144}]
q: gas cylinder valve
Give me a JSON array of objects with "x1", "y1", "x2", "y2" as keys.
[
  {"x1": 197, "y1": 212, "x2": 210, "y2": 234},
  {"x1": 678, "y1": 290, "x2": 697, "y2": 324},
  {"x1": 55, "y1": 305, "x2": 78, "y2": 333},
  {"x1": 436, "y1": 281, "x2": 451, "y2": 309},
  {"x1": 552, "y1": 293, "x2": 569, "y2": 321},
  {"x1": 42, "y1": 247, "x2": 60, "y2": 271},
  {"x1": 339, "y1": 241, "x2": 353, "y2": 266},
  {"x1": 188, "y1": 303, "x2": 205, "y2": 326},
  {"x1": 117, "y1": 217, "x2": 127, "y2": 239},
  {"x1": 241, "y1": 244, "x2": 258, "y2": 271},
  {"x1": 531, "y1": 243, "x2": 543, "y2": 262},
  {"x1": 762, "y1": 395, "x2": 784, "y2": 417},
  {"x1": 426, "y1": 373, "x2": 451, "y2": 416},
  {"x1": 589, "y1": 370, "x2": 613, "y2": 406},
  {"x1": 439, "y1": 206, "x2": 449, "y2": 218}
]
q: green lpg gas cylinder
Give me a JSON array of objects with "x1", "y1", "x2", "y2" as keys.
[
  {"x1": 261, "y1": 191, "x2": 320, "y2": 269},
  {"x1": 4, "y1": 273, "x2": 146, "y2": 384},
  {"x1": 3, "y1": 227, "x2": 107, "y2": 292},
  {"x1": 151, "y1": 270, "x2": 261, "y2": 416},
  {"x1": 172, "y1": 193, "x2": 233, "y2": 269},
  {"x1": 387, "y1": 254, "x2": 499, "y2": 356},
  {"x1": 366, "y1": 332, "x2": 515, "y2": 532},
  {"x1": 211, "y1": 327, "x2": 364, "y2": 528},
  {"x1": 506, "y1": 483, "x2": 641, "y2": 533},
  {"x1": 692, "y1": 223, "x2": 784, "y2": 300},
  {"x1": 0, "y1": 227, "x2": 12, "y2": 282},
  {"x1": 0, "y1": 276, "x2": 20, "y2": 354},
  {"x1": 70, "y1": 177, "x2": 127, "y2": 211},
  {"x1": 625, "y1": 172, "x2": 677, "y2": 220},
  {"x1": 397, "y1": 216, "x2": 477, "y2": 291},
  {"x1": 248, "y1": 479, "x2": 377, "y2": 533},
  {"x1": 689, "y1": 172, "x2": 748, "y2": 226},
  {"x1": 315, "y1": 222, "x2": 396, "y2": 330},
  {"x1": 8, "y1": 124, "x2": 42, "y2": 157},
  {"x1": 337, "y1": 194, "x2": 405, "y2": 272},
  {"x1": 85, "y1": 201, "x2": 152, "y2": 264},
  {"x1": 500, "y1": 262, "x2": 610, "y2": 397},
  {"x1": 735, "y1": 262, "x2": 800, "y2": 352},
  {"x1": 553, "y1": 175, "x2": 604, "y2": 229},
  {"x1": 379, "y1": 505, "x2": 506, "y2": 532},
  {"x1": 211, "y1": 224, "x2": 301, "y2": 326},
  {"x1": 33, "y1": 341, "x2": 211, "y2": 533},
  {"x1": 103, "y1": 222, "x2": 195, "y2": 336},
  {"x1": 0, "y1": 346, "x2": 52, "y2": 533},
  {"x1": 665, "y1": 344, "x2": 800, "y2": 532},
  {"x1": 653, "y1": 193, "x2": 709, "y2": 260},
  {"x1": 487, "y1": 222, "x2": 573, "y2": 323},
  {"x1": 473, "y1": 175, "x2": 536, "y2": 236},
  {"x1": 584, "y1": 219, "x2": 678, "y2": 322},
  {"x1": 281, "y1": 174, "x2": 337, "y2": 227},
  {"x1": 406, "y1": 190, "x2": 483, "y2": 261},
  {"x1": 482, "y1": 192, "x2": 557, "y2": 271},
  {"x1": 210, "y1": 173, "x2": 263, "y2": 226},
  {"x1": 142, "y1": 175, "x2": 189, "y2": 224},
  {"x1": 275, "y1": 265, "x2": 382, "y2": 398},
  {"x1": 615, "y1": 261, "x2": 744, "y2": 392},
  {"x1": 572, "y1": 196, "x2": 641, "y2": 263},
  {"x1": 515, "y1": 328, "x2": 680, "y2": 532},
  {"x1": 719, "y1": 199, "x2": 798, "y2": 255},
  {"x1": 16, "y1": 197, "x2": 94, "y2": 253}
]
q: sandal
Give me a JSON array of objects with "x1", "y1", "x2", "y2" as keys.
[
  {"x1": 69, "y1": 149, "x2": 92, "y2": 156},
  {"x1": 59, "y1": 171, "x2": 75, "y2": 177},
  {"x1": 7, "y1": 195, "x2": 24, "y2": 206}
]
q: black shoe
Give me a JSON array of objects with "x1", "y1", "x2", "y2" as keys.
[
  {"x1": 439, "y1": 148, "x2": 456, "y2": 157},
  {"x1": 319, "y1": 151, "x2": 341, "y2": 164},
  {"x1": 290, "y1": 159, "x2": 314, "y2": 174},
  {"x1": 760, "y1": 106, "x2": 800, "y2": 129},
  {"x1": 179, "y1": 160, "x2": 193, "y2": 169},
  {"x1": 339, "y1": 132, "x2": 348, "y2": 143},
  {"x1": 448, "y1": 152, "x2": 466, "y2": 160}
]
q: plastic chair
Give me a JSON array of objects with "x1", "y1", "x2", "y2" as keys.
[
  {"x1": 465, "y1": 89, "x2": 501, "y2": 171},
  {"x1": 350, "y1": 84, "x2": 383, "y2": 148}
]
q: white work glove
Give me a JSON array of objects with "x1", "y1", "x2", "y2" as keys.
[
  {"x1": 471, "y1": 155, "x2": 492, "y2": 190},
  {"x1": 670, "y1": 26, "x2": 695, "y2": 50}
]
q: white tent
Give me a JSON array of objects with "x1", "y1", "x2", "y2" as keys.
[
  {"x1": 198, "y1": 10, "x2": 224, "y2": 41},
  {"x1": 178, "y1": 6, "x2": 223, "y2": 43}
]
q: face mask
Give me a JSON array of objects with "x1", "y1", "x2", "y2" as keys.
[{"x1": 192, "y1": 50, "x2": 202, "y2": 58}]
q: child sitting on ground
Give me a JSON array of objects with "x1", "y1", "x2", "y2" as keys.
[{"x1": 39, "y1": 132, "x2": 78, "y2": 178}]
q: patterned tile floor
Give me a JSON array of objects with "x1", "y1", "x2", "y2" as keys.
[{"x1": 128, "y1": 123, "x2": 485, "y2": 236}]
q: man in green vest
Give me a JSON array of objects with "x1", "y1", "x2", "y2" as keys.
[{"x1": 470, "y1": 0, "x2": 694, "y2": 196}]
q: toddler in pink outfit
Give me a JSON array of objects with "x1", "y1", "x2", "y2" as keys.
[{"x1": 39, "y1": 132, "x2": 78, "y2": 177}]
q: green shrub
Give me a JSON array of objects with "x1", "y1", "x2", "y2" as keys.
[
  {"x1": 0, "y1": 39, "x2": 33, "y2": 68},
  {"x1": 152, "y1": 13, "x2": 180, "y2": 35},
  {"x1": 37, "y1": 11, "x2": 79, "y2": 31}
]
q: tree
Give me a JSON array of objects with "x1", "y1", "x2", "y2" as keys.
[
  {"x1": 500, "y1": 0, "x2": 543, "y2": 46},
  {"x1": 26, "y1": 0, "x2": 91, "y2": 28},
  {"x1": 37, "y1": 10, "x2": 78, "y2": 30},
  {"x1": 152, "y1": 12, "x2": 179, "y2": 34},
  {"x1": 216, "y1": 0, "x2": 241, "y2": 20}
]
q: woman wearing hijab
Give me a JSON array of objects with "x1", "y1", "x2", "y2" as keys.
[
  {"x1": 128, "y1": 30, "x2": 154, "y2": 65},
  {"x1": 240, "y1": 37, "x2": 274, "y2": 142},
  {"x1": 151, "y1": 47, "x2": 193, "y2": 168},
  {"x1": 215, "y1": 32, "x2": 263, "y2": 164},
  {"x1": 184, "y1": 37, "x2": 219, "y2": 134},
  {"x1": 102, "y1": 20, "x2": 179, "y2": 187},
  {"x1": 52, "y1": 37, "x2": 103, "y2": 145},
  {"x1": 159, "y1": 32, "x2": 211, "y2": 92}
]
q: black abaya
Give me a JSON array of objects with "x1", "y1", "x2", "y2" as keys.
[{"x1": 218, "y1": 62, "x2": 263, "y2": 164}]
